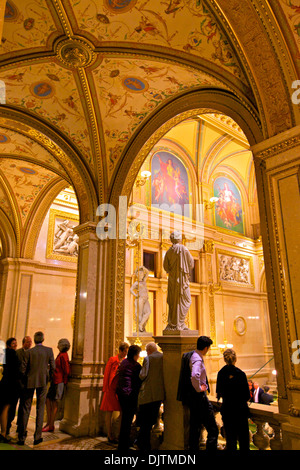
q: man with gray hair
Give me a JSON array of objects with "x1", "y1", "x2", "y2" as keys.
[
  {"x1": 18, "y1": 331, "x2": 55, "y2": 446},
  {"x1": 136, "y1": 342, "x2": 164, "y2": 451},
  {"x1": 163, "y1": 231, "x2": 194, "y2": 331}
]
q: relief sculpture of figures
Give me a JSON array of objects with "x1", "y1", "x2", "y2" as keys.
[
  {"x1": 53, "y1": 220, "x2": 79, "y2": 256},
  {"x1": 219, "y1": 254, "x2": 250, "y2": 284},
  {"x1": 130, "y1": 266, "x2": 151, "y2": 333},
  {"x1": 163, "y1": 231, "x2": 194, "y2": 331}
]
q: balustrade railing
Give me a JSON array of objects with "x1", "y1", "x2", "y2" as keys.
[{"x1": 210, "y1": 399, "x2": 285, "y2": 450}]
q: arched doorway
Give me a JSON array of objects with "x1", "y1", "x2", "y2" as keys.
[{"x1": 98, "y1": 87, "x2": 300, "y2": 448}]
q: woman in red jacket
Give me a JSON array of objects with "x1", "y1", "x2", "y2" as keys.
[
  {"x1": 100, "y1": 342, "x2": 129, "y2": 443},
  {"x1": 42, "y1": 338, "x2": 70, "y2": 432}
]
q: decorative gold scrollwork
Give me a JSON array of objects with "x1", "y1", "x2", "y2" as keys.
[{"x1": 55, "y1": 36, "x2": 96, "y2": 69}]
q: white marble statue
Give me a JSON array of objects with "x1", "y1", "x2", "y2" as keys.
[
  {"x1": 130, "y1": 266, "x2": 151, "y2": 333},
  {"x1": 163, "y1": 231, "x2": 194, "y2": 331}
]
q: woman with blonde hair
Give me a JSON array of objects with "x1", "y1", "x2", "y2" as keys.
[{"x1": 216, "y1": 348, "x2": 250, "y2": 451}]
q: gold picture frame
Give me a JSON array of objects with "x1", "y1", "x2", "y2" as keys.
[
  {"x1": 46, "y1": 208, "x2": 79, "y2": 263},
  {"x1": 216, "y1": 249, "x2": 254, "y2": 288}
]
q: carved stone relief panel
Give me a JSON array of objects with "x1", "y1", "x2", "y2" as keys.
[{"x1": 217, "y1": 250, "x2": 254, "y2": 287}]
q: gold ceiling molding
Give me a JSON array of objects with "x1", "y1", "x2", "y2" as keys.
[
  {"x1": 213, "y1": 0, "x2": 293, "y2": 137},
  {"x1": 201, "y1": 113, "x2": 249, "y2": 146},
  {"x1": 0, "y1": 170, "x2": 21, "y2": 255},
  {"x1": 0, "y1": 207, "x2": 18, "y2": 259},
  {"x1": 52, "y1": 0, "x2": 73, "y2": 38},
  {"x1": 255, "y1": 134, "x2": 300, "y2": 161},
  {"x1": 54, "y1": 36, "x2": 97, "y2": 69},
  {"x1": 0, "y1": 107, "x2": 97, "y2": 222},
  {"x1": 26, "y1": 128, "x2": 93, "y2": 222}
]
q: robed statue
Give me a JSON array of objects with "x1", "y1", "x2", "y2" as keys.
[{"x1": 163, "y1": 231, "x2": 194, "y2": 331}]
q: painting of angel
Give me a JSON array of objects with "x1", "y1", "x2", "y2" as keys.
[
  {"x1": 151, "y1": 151, "x2": 189, "y2": 215},
  {"x1": 213, "y1": 177, "x2": 244, "y2": 234}
]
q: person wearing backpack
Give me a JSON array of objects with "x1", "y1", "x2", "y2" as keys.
[{"x1": 177, "y1": 336, "x2": 219, "y2": 451}]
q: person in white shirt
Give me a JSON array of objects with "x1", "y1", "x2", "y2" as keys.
[
  {"x1": 188, "y1": 336, "x2": 219, "y2": 451},
  {"x1": 252, "y1": 382, "x2": 264, "y2": 403}
]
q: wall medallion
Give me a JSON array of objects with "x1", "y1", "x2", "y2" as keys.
[
  {"x1": 30, "y1": 81, "x2": 54, "y2": 99},
  {"x1": 234, "y1": 316, "x2": 247, "y2": 336},
  {"x1": 0, "y1": 134, "x2": 10, "y2": 144},
  {"x1": 19, "y1": 167, "x2": 36, "y2": 175},
  {"x1": 4, "y1": 1, "x2": 18, "y2": 21},
  {"x1": 104, "y1": 0, "x2": 137, "y2": 14},
  {"x1": 122, "y1": 76, "x2": 148, "y2": 93}
]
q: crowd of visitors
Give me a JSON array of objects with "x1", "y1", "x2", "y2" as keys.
[
  {"x1": 0, "y1": 331, "x2": 275, "y2": 451},
  {"x1": 100, "y1": 335, "x2": 275, "y2": 451},
  {"x1": 0, "y1": 331, "x2": 70, "y2": 445}
]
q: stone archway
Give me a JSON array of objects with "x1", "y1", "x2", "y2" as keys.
[
  {"x1": 0, "y1": 107, "x2": 98, "y2": 224},
  {"x1": 107, "y1": 88, "x2": 264, "y2": 353},
  {"x1": 103, "y1": 87, "x2": 300, "y2": 448}
]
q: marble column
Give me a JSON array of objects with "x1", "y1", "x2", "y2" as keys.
[
  {"x1": 0, "y1": 258, "x2": 33, "y2": 342},
  {"x1": 60, "y1": 222, "x2": 107, "y2": 437},
  {"x1": 252, "y1": 125, "x2": 300, "y2": 449},
  {"x1": 154, "y1": 333, "x2": 198, "y2": 450}
]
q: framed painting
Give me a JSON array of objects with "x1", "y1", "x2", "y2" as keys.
[
  {"x1": 213, "y1": 177, "x2": 244, "y2": 234},
  {"x1": 46, "y1": 209, "x2": 79, "y2": 263},
  {"x1": 151, "y1": 151, "x2": 189, "y2": 216}
]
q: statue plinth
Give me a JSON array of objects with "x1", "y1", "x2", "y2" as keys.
[
  {"x1": 163, "y1": 328, "x2": 199, "y2": 336},
  {"x1": 127, "y1": 332, "x2": 154, "y2": 348},
  {"x1": 153, "y1": 333, "x2": 199, "y2": 450}
]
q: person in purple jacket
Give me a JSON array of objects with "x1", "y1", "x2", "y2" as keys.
[{"x1": 116, "y1": 344, "x2": 142, "y2": 452}]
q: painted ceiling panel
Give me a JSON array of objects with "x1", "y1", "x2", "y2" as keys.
[
  {"x1": 0, "y1": 61, "x2": 94, "y2": 168},
  {"x1": 0, "y1": 127, "x2": 68, "y2": 176},
  {"x1": 92, "y1": 56, "x2": 228, "y2": 178},
  {"x1": 214, "y1": 151, "x2": 252, "y2": 183},
  {"x1": 162, "y1": 120, "x2": 198, "y2": 163},
  {"x1": 0, "y1": 158, "x2": 57, "y2": 225},
  {"x1": 0, "y1": 0, "x2": 296, "y2": 209},
  {"x1": 2, "y1": 0, "x2": 61, "y2": 54},
  {"x1": 70, "y1": 0, "x2": 246, "y2": 82},
  {"x1": 278, "y1": 0, "x2": 300, "y2": 50}
]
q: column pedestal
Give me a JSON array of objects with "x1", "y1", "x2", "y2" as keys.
[
  {"x1": 154, "y1": 332, "x2": 198, "y2": 450},
  {"x1": 59, "y1": 222, "x2": 105, "y2": 437}
]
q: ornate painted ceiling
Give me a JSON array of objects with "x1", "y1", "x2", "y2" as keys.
[{"x1": 0, "y1": 0, "x2": 299, "y2": 255}]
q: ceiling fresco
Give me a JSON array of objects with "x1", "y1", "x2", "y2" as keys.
[
  {"x1": 70, "y1": 0, "x2": 246, "y2": 81},
  {"x1": 92, "y1": 56, "x2": 229, "y2": 176},
  {"x1": 0, "y1": 0, "x2": 299, "y2": 247},
  {"x1": 0, "y1": 126, "x2": 68, "y2": 176},
  {"x1": 0, "y1": 61, "x2": 94, "y2": 168},
  {"x1": 0, "y1": 157, "x2": 60, "y2": 228}
]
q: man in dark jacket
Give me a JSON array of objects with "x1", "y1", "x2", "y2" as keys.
[{"x1": 18, "y1": 331, "x2": 55, "y2": 446}]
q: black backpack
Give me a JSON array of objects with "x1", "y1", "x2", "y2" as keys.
[{"x1": 177, "y1": 350, "x2": 194, "y2": 405}]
